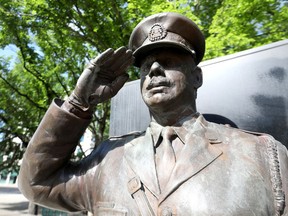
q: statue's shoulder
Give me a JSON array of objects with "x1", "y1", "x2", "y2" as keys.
[
  {"x1": 211, "y1": 122, "x2": 285, "y2": 150},
  {"x1": 236, "y1": 128, "x2": 283, "y2": 148},
  {"x1": 91, "y1": 131, "x2": 145, "y2": 159},
  {"x1": 205, "y1": 121, "x2": 273, "y2": 144}
]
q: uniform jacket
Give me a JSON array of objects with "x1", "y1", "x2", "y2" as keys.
[{"x1": 18, "y1": 99, "x2": 288, "y2": 215}]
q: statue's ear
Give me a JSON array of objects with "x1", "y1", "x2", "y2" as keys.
[{"x1": 193, "y1": 66, "x2": 203, "y2": 89}]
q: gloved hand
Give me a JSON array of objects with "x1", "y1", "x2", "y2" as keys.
[{"x1": 67, "y1": 46, "x2": 133, "y2": 114}]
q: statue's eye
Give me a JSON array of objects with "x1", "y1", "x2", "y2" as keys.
[
  {"x1": 164, "y1": 58, "x2": 176, "y2": 68},
  {"x1": 140, "y1": 63, "x2": 151, "y2": 77}
]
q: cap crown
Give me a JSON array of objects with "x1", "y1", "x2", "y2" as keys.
[{"x1": 128, "y1": 12, "x2": 205, "y2": 66}]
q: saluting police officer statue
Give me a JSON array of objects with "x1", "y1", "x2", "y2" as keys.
[{"x1": 19, "y1": 12, "x2": 288, "y2": 216}]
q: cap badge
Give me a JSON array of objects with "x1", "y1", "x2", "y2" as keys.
[{"x1": 148, "y1": 23, "x2": 167, "y2": 42}]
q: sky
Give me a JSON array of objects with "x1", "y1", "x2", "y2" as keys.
[{"x1": 0, "y1": 44, "x2": 19, "y2": 69}]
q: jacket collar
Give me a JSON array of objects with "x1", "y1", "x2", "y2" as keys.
[{"x1": 149, "y1": 112, "x2": 200, "y2": 145}]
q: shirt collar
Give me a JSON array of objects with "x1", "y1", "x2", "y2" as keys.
[
  {"x1": 149, "y1": 112, "x2": 200, "y2": 146},
  {"x1": 150, "y1": 121, "x2": 163, "y2": 146}
]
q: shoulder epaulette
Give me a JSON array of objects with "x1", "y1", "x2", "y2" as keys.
[
  {"x1": 109, "y1": 131, "x2": 145, "y2": 139},
  {"x1": 239, "y1": 129, "x2": 266, "y2": 136}
]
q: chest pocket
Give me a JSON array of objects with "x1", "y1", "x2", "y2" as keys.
[{"x1": 94, "y1": 202, "x2": 128, "y2": 216}]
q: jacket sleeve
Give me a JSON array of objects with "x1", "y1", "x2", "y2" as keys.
[
  {"x1": 277, "y1": 140, "x2": 288, "y2": 216},
  {"x1": 18, "y1": 99, "x2": 92, "y2": 212}
]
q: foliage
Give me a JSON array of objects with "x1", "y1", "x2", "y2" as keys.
[
  {"x1": 205, "y1": 0, "x2": 288, "y2": 58},
  {"x1": 0, "y1": 0, "x2": 287, "y2": 173}
]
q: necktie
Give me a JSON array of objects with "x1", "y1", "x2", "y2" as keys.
[{"x1": 156, "y1": 127, "x2": 176, "y2": 191}]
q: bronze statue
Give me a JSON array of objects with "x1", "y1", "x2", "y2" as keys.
[{"x1": 18, "y1": 12, "x2": 288, "y2": 215}]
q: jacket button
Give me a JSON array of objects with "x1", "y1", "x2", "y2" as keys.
[{"x1": 161, "y1": 208, "x2": 172, "y2": 216}]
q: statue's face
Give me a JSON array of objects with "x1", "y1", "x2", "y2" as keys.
[{"x1": 139, "y1": 48, "x2": 201, "y2": 110}]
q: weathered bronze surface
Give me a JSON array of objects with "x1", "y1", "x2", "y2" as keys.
[{"x1": 18, "y1": 12, "x2": 288, "y2": 215}]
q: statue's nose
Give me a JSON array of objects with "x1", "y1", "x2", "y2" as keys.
[{"x1": 149, "y1": 62, "x2": 165, "y2": 78}]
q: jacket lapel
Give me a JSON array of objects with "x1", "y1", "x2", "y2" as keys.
[
  {"x1": 124, "y1": 128, "x2": 161, "y2": 197},
  {"x1": 159, "y1": 118, "x2": 223, "y2": 203}
]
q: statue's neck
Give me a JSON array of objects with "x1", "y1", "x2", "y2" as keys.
[{"x1": 150, "y1": 106, "x2": 197, "y2": 126}]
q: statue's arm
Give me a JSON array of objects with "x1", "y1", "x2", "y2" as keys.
[
  {"x1": 18, "y1": 99, "x2": 92, "y2": 212},
  {"x1": 18, "y1": 47, "x2": 133, "y2": 212}
]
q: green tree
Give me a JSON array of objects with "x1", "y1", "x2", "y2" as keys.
[
  {"x1": 0, "y1": 0, "x2": 287, "y2": 173},
  {"x1": 205, "y1": 0, "x2": 288, "y2": 58}
]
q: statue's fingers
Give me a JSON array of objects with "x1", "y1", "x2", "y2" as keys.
[
  {"x1": 108, "y1": 74, "x2": 129, "y2": 97},
  {"x1": 114, "y1": 55, "x2": 134, "y2": 77},
  {"x1": 96, "y1": 70, "x2": 115, "y2": 81},
  {"x1": 103, "y1": 47, "x2": 128, "y2": 66},
  {"x1": 89, "y1": 74, "x2": 128, "y2": 104},
  {"x1": 109, "y1": 49, "x2": 133, "y2": 71},
  {"x1": 91, "y1": 48, "x2": 114, "y2": 66}
]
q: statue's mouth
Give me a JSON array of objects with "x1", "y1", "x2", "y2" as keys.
[{"x1": 147, "y1": 79, "x2": 171, "y2": 90}]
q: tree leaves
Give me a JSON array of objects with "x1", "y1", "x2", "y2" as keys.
[{"x1": 205, "y1": 0, "x2": 288, "y2": 58}]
